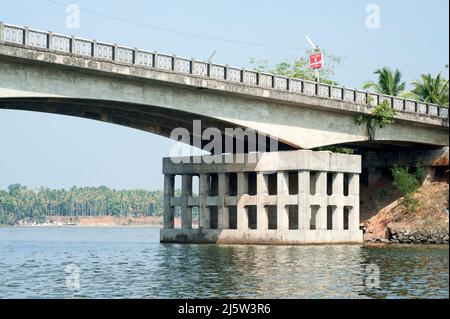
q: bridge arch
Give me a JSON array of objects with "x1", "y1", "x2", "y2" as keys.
[
  {"x1": 0, "y1": 97, "x2": 293, "y2": 152},
  {"x1": 0, "y1": 42, "x2": 448, "y2": 150}
]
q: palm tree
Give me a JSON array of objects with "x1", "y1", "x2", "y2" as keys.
[
  {"x1": 406, "y1": 73, "x2": 449, "y2": 106},
  {"x1": 363, "y1": 67, "x2": 406, "y2": 96}
]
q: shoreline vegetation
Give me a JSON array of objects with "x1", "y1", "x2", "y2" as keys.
[
  {"x1": 0, "y1": 184, "x2": 164, "y2": 226},
  {"x1": 14, "y1": 216, "x2": 164, "y2": 228},
  {"x1": 1, "y1": 181, "x2": 448, "y2": 244},
  {"x1": 0, "y1": 215, "x2": 196, "y2": 228}
]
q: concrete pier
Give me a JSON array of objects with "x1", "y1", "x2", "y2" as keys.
[{"x1": 160, "y1": 150, "x2": 363, "y2": 244}]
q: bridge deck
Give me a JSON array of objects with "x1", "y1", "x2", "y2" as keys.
[{"x1": 0, "y1": 22, "x2": 448, "y2": 126}]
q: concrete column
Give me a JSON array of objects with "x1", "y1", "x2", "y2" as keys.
[
  {"x1": 315, "y1": 172, "x2": 327, "y2": 230},
  {"x1": 133, "y1": 48, "x2": 139, "y2": 64},
  {"x1": 315, "y1": 206, "x2": 327, "y2": 230},
  {"x1": 348, "y1": 206, "x2": 360, "y2": 231},
  {"x1": 333, "y1": 206, "x2": 344, "y2": 230},
  {"x1": 332, "y1": 173, "x2": 344, "y2": 230},
  {"x1": 277, "y1": 172, "x2": 289, "y2": 230},
  {"x1": 349, "y1": 174, "x2": 360, "y2": 230},
  {"x1": 24, "y1": 27, "x2": 29, "y2": 46},
  {"x1": 92, "y1": 40, "x2": 98, "y2": 58},
  {"x1": 298, "y1": 171, "x2": 310, "y2": 230},
  {"x1": 349, "y1": 174, "x2": 360, "y2": 196},
  {"x1": 113, "y1": 44, "x2": 119, "y2": 61},
  {"x1": 181, "y1": 175, "x2": 192, "y2": 229},
  {"x1": 218, "y1": 173, "x2": 229, "y2": 229},
  {"x1": 70, "y1": 35, "x2": 76, "y2": 54},
  {"x1": 257, "y1": 172, "x2": 268, "y2": 230},
  {"x1": 163, "y1": 175, "x2": 174, "y2": 229},
  {"x1": 48, "y1": 32, "x2": 53, "y2": 50},
  {"x1": 316, "y1": 171, "x2": 327, "y2": 195},
  {"x1": 153, "y1": 51, "x2": 159, "y2": 68},
  {"x1": 333, "y1": 173, "x2": 344, "y2": 196},
  {"x1": 0, "y1": 22, "x2": 4, "y2": 43},
  {"x1": 237, "y1": 172, "x2": 248, "y2": 230},
  {"x1": 199, "y1": 174, "x2": 209, "y2": 229}
]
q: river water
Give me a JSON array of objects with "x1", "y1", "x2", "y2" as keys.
[{"x1": 0, "y1": 227, "x2": 448, "y2": 299}]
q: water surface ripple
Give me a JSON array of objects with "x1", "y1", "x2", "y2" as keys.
[{"x1": 0, "y1": 227, "x2": 448, "y2": 299}]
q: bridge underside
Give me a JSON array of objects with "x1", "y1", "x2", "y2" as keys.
[
  {"x1": 0, "y1": 97, "x2": 293, "y2": 152},
  {"x1": 0, "y1": 97, "x2": 446, "y2": 153}
]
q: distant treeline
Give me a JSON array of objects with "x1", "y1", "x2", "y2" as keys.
[{"x1": 0, "y1": 184, "x2": 163, "y2": 225}]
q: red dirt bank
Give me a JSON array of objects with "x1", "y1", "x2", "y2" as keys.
[{"x1": 362, "y1": 182, "x2": 449, "y2": 244}]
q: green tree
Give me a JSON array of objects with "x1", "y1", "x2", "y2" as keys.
[
  {"x1": 363, "y1": 67, "x2": 406, "y2": 96},
  {"x1": 250, "y1": 50, "x2": 343, "y2": 85},
  {"x1": 355, "y1": 100, "x2": 398, "y2": 142},
  {"x1": 405, "y1": 73, "x2": 449, "y2": 106},
  {"x1": 391, "y1": 164, "x2": 426, "y2": 213},
  {"x1": 0, "y1": 185, "x2": 164, "y2": 225}
]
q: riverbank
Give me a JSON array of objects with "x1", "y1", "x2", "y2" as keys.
[
  {"x1": 11, "y1": 216, "x2": 201, "y2": 228},
  {"x1": 363, "y1": 182, "x2": 449, "y2": 244},
  {"x1": 16, "y1": 216, "x2": 164, "y2": 227},
  {"x1": 4, "y1": 181, "x2": 449, "y2": 244}
]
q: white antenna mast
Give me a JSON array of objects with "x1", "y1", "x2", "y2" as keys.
[
  {"x1": 305, "y1": 35, "x2": 319, "y2": 51},
  {"x1": 207, "y1": 50, "x2": 217, "y2": 63}
]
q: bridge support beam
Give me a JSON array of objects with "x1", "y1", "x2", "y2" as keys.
[{"x1": 160, "y1": 150, "x2": 363, "y2": 244}]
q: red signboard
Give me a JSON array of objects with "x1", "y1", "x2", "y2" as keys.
[{"x1": 310, "y1": 53, "x2": 323, "y2": 69}]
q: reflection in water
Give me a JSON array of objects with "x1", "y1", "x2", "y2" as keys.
[{"x1": 0, "y1": 227, "x2": 448, "y2": 298}]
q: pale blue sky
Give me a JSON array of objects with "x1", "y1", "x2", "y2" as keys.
[{"x1": 0, "y1": 0, "x2": 448, "y2": 191}]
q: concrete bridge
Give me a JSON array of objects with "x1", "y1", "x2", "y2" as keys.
[
  {"x1": 0, "y1": 23, "x2": 448, "y2": 152},
  {"x1": 1, "y1": 23, "x2": 449, "y2": 244}
]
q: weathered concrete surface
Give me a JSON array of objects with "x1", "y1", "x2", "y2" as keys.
[
  {"x1": 161, "y1": 151, "x2": 363, "y2": 244},
  {"x1": 163, "y1": 151, "x2": 362, "y2": 174},
  {"x1": 0, "y1": 44, "x2": 448, "y2": 149},
  {"x1": 160, "y1": 229, "x2": 364, "y2": 244}
]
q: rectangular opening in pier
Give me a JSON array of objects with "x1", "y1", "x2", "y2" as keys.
[
  {"x1": 246, "y1": 172, "x2": 257, "y2": 196},
  {"x1": 228, "y1": 173, "x2": 237, "y2": 196},
  {"x1": 174, "y1": 207, "x2": 181, "y2": 229},
  {"x1": 344, "y1": 173, "x2": 350, "y2": 196},
  {"x1": 327, "y1": 206, "x2": 336, "y2": 230},
  {"x1": 174, "y1": 175, "x2": 182, "y2": 197},
  {"x1": 310, "y1": 172, "x2": 317, "y2": 195},
  {"x1": 267, "y1": 173, "x2": 277, "y2": 195},
  {"x1": 209, "y1": 206, "x2": 218, "y2": 229},
  {"x1": 288, "y1": 172, "x2": 298, "y2": 195},
  {"x1": 267, "y1": 206, "x2": 277, "y2": 230},
  {"x1": 310, "y1": 205, "x2": 319, "y2": 230},
  {"x1": 192, "y1": 206, "x2": 199, "y2": 229},
  {"x1": 327, "y1": 173, "x2": 336, "y2": 196},
  {"x1": 247, "y1": 205, "x2": 257, "y2": 230},
  {"x1": 192, "y1": 175, "x2": 199, "y2": 197},
  {"x1": 344, "y1": 206, "x2": 351, "y2": 230},
  {"x1": 228, "y1": 206, "x2": 237, "y2": 229},
  {"x1": 208, "y1": 174, "x2": 219, "y2": 196},
  {"x1": 288, "y1": 205, "x2": 299, "y2": 230}
]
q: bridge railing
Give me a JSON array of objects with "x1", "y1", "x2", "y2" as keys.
[{"x1": 1, "y1": 22, "x2": 448, "y2": 120}]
